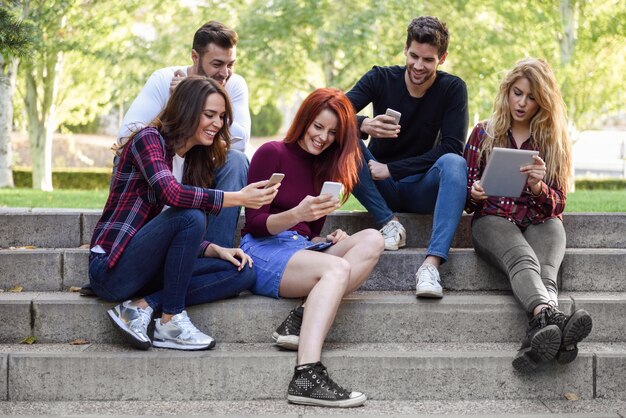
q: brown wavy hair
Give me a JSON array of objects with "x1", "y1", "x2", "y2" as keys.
[
  {"x1": 283, "y1": 88, "x2": 361, "y2": 202},
  {"x1": 119, "y1": 76, "x2": 232, "y2": 188}
]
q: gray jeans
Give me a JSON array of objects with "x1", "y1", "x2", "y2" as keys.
[{"x1": 471, "y1": 215, "x2": 566, "y2": 313}]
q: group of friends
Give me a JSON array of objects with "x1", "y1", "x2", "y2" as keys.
[{"x1": 88, "y1": 17, "x2": 593, "y2": 408}]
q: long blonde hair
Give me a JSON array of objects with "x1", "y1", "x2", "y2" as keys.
[{"x1": 482, "y1": 58, "x2": 572, "y2": 189}]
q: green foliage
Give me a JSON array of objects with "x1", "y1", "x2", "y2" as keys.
[
  {"x1": 575, "y1": 178, "x2": 626, "y2": 191},
  {"x1": 0, "y1": 6, "x2": 34, "y2": 58},
  {"x1": 13, "y1": 168, "x2": 111, "y2": 190},
  {"x1": 251, "y1": 103, "x2": 283, "y2": 137}
]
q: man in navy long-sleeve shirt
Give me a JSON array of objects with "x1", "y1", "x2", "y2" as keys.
[{"x1": 346, "y1": 16, "x2": 469, "y2": 299}]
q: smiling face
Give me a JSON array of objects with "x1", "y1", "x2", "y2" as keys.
[
  {"x1": 508, "y1": 77, "x2": 539, "y2": 127},
  {"x1": 181, "y1": 92, "x2": 226, "y2": 155},
  {"x1": 191, "y1": 43, "x2": 236, "y2": 86},
  {"x1": 404, "y1": 40, "x2": 447, "y2": 95},
  {"x1": 298, "y1": 109, "x2": 338, "y2": 156}
]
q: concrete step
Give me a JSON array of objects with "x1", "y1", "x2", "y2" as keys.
[
  {"x1": 2, "y1": 209, "x2": 625, "y2": 249},
  {"x1": 1, "y1": 399, "x2": 625, "y2": 417},
  {"x1": 0, "y1": 291, "x2": 623, "y2": 345},
  {"x1": 1, "y1": 342, "x2": 625, "y2": 401},
  {"x1": 1, "y1": 247, "x2": 624, "y2": 293}
]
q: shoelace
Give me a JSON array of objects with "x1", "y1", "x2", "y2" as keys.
[
  {"x1": 173, "y1": 314, "x2": 201, "y2": 337},
  {"x1": 380, "y1": 221, "x2": 400, "y2": 236},
  {"x1": 131, "y1": 307, "x2": 152, "y2": 331},
  {"x1": 545, "y1": 307, "x2": 568, "y2": 328},
  {"x1": 285, "y1": 308, "x2": 303, "y2": 333},
  {"x1": 419, "y1": 264, "x2": 440, "y2": 285},
  {"x1": 313, "y1": 364, "x2": 347, "y2": 396}
]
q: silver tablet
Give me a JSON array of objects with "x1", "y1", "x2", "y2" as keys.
[{"x1": 481, "y1": 147, "x2": 539, "y2": 197}]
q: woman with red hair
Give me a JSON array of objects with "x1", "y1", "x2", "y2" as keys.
[{"x1": 241, "y1": 88, "x2": 384, "y2": 407}]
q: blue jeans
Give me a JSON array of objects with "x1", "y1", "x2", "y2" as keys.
[
  {"x1": 353, "y1": 141, "x2": 467, "y2": 262},
  {"x1": 89, "y1": 208, "x2": 255, "y2": 314},
  {"x1": 206, "y1": 149, "x2": 249, "y2": 247},
  {"x1": 111, "y1": 149, "x2": 248, "y2": 248}
]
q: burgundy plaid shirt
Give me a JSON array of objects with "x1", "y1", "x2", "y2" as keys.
[
  {"x1": 463, "y1": 122, "x2": 566, "y2": 230},
  {"x1": 91, "y1": 127, "x2": 223, "y2": 269}
]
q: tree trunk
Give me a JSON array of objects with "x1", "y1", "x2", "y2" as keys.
[
  {"x1": 23, "y1": 49, "x2": 63, "y2": 191},
  {"x1": 0, "y1": 54, "x2": 18, "y2": 188}
]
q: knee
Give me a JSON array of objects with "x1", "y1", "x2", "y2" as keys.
[
  {"x1": 238, "y1": 263, "x2": 257, "y2": 290},
  {"x1": 359, "y1": 228, "x2": 385, "y2": 258},
  {"x1": 178, "y1": 208, "x2": 207, "y2": 231},
  {"x1": 437, "y1": 153, "x2": 467, "y2": 185},
  {"x1": 327, "y1": 258, "x2": 352, "y2": 290}
]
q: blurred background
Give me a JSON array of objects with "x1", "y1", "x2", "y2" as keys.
[{"x1": 0, "y1": 0, "x2": 624, "y2": 205}]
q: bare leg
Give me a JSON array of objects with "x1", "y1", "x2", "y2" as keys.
[
  {"x1": 323, "y1": 228, "x2": 384, "y2": 294},
  {"x1": 280, "y1": 251, "x2": 351, "y2": 364}
]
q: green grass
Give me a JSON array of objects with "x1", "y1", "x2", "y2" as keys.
[
  {"x1": 0, "y1": 188, "x2": 109, "y2": 209},
  {"x1": 340, "y1": 190, "x2": 626, "y2": 213},
  {"x1": 0, "y1": 188, "x2": 624, "y2": 212}
]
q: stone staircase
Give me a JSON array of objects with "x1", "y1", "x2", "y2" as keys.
[{"x1": 0, "y1": 208, "x2": 625, "y2": 416}]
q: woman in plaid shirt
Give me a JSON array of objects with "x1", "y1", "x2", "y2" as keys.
[
  {"x1": 463, "y1": 58, "x2": 592, "y2": 373},
  {"x1": 89, "y1": 77, "x2": 278, "y2": 351}
]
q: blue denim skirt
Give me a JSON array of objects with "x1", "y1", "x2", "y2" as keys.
[{"x1": 240, "y1": 231, "x2": 314, "y2": 298}]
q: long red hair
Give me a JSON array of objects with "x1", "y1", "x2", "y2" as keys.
[{"x1": 283, "y1": 88, "x2": 362, "y2": 202}]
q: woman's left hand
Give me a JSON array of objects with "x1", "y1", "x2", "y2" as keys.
[
  {"x1": 521, "y1": 155, "x2": 546, "y2": 195},
  {"x1": 204, "y1": 244, "x2": 253, "y2": 271},
  {"x1": 326, "y1": 229, "x2": 349, "y2": 244}
]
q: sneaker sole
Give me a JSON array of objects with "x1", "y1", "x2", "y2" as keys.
[
  {"x1": 272, "y1": 332, "x2": 299, "y2": 350},
  {"x1": 415, "y1": 286, "x2": 443, "y2": 299},
  {"x1": 287, "y1": 393, "x2": 366, "y2": 408},
  {"x1": 556, "y1": 309, "x2": 593, "y2": 365},
  {"x1": 107, "y1": 309, "x2": 151, "y2": 351},
  {"x1": 384, "y1": 241, "x2": 406, "y2": 251},
  {"x1": 152, "y1": 339, "x2": 216, "y2": 351},
  {"x1": 512, "y1": 325, "x2": 561, "y2": 373}
]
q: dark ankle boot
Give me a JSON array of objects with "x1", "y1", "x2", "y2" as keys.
[{"x1": 512, "y1": 307, "x2": 562, "y2": 373}]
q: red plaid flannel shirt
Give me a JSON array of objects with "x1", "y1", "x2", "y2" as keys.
[
  {"x1": 463, "y1": 122, "x2": 566, "y2": 230},
  {"x1": 90, "y1": 127, "x2": 223, "y2": 269}
]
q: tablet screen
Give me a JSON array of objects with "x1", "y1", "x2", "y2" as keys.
[{"x1": 481, "y1": 148, "x2": 539, "y2": 197}]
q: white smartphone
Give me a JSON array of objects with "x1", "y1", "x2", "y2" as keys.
[
  {"x1": 320, "y1": 181, "x2": 343, "y2": 200},
  {"x1": 385, "y1": 108, "x2": 401, "y2": 124},
  {"x1": 264, "y1": 173, "x2": 285, "y2": 188}
]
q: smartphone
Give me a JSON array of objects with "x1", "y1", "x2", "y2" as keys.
[
  {"x1": 385, "y1": 108, "x2": 401, "y2": 125},
  {"x1": 320, "y1": 181, "x2": 343, "y2": 200},
  {"x1": 305, "y1": 241, "x2": 334, "y2": 251},
  {"x1": 264, "y1": 173, "x2": 285, "y2": 188}
]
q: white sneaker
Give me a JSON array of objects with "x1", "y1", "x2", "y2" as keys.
[
  {"x1": 153, "y1": 310, "x2": 215, "y2": 351},
  {"x1": 379, "y1": 220, "x2": 406, "y2": 251},
  {"x1": 415, "y1": 264, "x2": 443, "y2": 298}
]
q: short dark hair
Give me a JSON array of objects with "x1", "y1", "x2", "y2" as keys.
[
  {"x1": 406, "y1": 16, "x2": 449, "y2": 58},
  {"x1": 192, "y1": 21, "x2": 238, "y2": 53}
]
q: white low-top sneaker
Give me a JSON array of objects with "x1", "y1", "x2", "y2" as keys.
[
  {"x1": 379, "y1": 219, "x2": 406, "y2": 251},
  {"x1": 153, "y1": 310, "x2": 215, "y2": 351},
  {"x1": 415, "y1": 264, "x2": 443, "y2": 298}
]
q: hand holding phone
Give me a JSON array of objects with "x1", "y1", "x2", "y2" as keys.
[{"x1": 264, "y1": 173, "x2": 285, "y2": 189}]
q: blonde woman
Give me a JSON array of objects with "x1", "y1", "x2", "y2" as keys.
[{"x1": 463, "y1": 58, "x2": 592, "y2": 373}]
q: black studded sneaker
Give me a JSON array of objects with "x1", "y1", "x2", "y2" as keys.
[
  {"x1": 544, "y1": 306, "x2": 593, "y2": 364},
  {"x1": 287, "y1": 362, "x2": 366, "y2": 408},
  {"x1": 272, "y1": 305, "x2": 303, "y2": 350},
  {"x1": 512, "y1": 307, "x2": 562, "y2": 373}
]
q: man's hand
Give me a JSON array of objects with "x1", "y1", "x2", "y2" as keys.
[
  {"x1": 368, "y1": 160, "x2": 391, "y2": 180},
  {"x1": 169, "y1": 69, "x2": 186, "y2": 94},
  {"x1": 361, "y1": 114, "x2": 400, "y2": 139}
]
